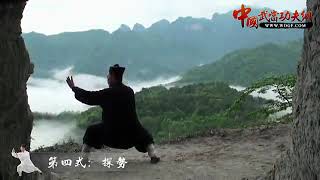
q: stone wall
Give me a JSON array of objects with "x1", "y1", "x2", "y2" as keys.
[{"x1": 0, "y1": 1, "x2": 35, "y2": 180}]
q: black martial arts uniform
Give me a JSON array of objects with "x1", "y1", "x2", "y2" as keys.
[{"x1": 72, "y1": 83, "x2": 154, "y2": 153}]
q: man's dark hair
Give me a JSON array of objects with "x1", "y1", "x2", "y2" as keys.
[
  {"x1": 109, "y1": 64, "x2": 125, "y2": 82},
  {"x1": 21, "y1": 144, "x2": 27, "y2": 148}
]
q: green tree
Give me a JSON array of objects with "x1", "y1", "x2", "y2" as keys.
[{"x1": 228, "y1": 74, "x2": 296, "y2": 116}]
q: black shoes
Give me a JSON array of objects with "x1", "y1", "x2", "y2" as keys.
[{"x1": 150, "y1": 156, "x2": 160, "y2": 164}]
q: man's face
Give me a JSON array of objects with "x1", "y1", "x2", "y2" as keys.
[{"x1": 107, "y1": 73, "x2": 116, "y2": 86}]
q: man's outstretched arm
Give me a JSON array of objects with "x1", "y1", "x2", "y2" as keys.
[{"x1": 66, "y1": 76, "x2": 105, "y2": 106}]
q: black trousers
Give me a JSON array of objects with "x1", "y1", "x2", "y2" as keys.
[{"x1": 83, "y1": 122, "x2": 154, "y2": 153}]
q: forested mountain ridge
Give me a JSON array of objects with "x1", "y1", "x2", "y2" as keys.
[
  {"x1": 23, "y1": 8, "x2": 303, "y2": 81},
  {"x1": 179, "y1": 40, "x2": 302, "y2": 86}
]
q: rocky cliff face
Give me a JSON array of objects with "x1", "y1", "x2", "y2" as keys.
[
  {"x1": 0, "y1": 1, "x2": 35, "y2": 179},
  {"x1": 267, "y1": 0, "x2": 320, "y2": 179},
  {"x1": 0, "y1": 0, "x2": 318, "y2": 179}
]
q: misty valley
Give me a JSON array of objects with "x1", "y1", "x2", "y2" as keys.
[
  {"x1": 28, "y1": 68, "x2": 289, "y2": 150},
  {"x1": 27, "y1": 26, "x2": 301, "y2": 150},
  {"x1": 26, "y1": 23, "x2": 301, "y2": 150}
]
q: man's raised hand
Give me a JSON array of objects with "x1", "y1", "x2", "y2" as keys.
[{"x1": 66, "y1": 76, "x2": 75, "y2": 89}]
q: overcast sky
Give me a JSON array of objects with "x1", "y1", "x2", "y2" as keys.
[{"x1": 22, "y1": 0, "x2": 306, "y2": 35}]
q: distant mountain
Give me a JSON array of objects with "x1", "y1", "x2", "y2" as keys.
[
  {"x1": 132, "y1": 23, "x2": 146, "y2": 32},
  {"x1": 179, "y1": 40, "x2": 302, "y2": 86},
  {"x1": 116, "y1": 24, "x2": 131, "y2": 32},
  {"x1": 23, "y1": 8, "x2": 303, "y2": 81}
]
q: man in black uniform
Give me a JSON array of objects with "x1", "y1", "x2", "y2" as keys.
[{"x1": 66, "y1": 64, "x2": 160, "y2": 164}]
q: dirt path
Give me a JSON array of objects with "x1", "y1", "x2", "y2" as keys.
[{"x1": 34, "y1": 124, "x2": 290, "y2": 180}]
